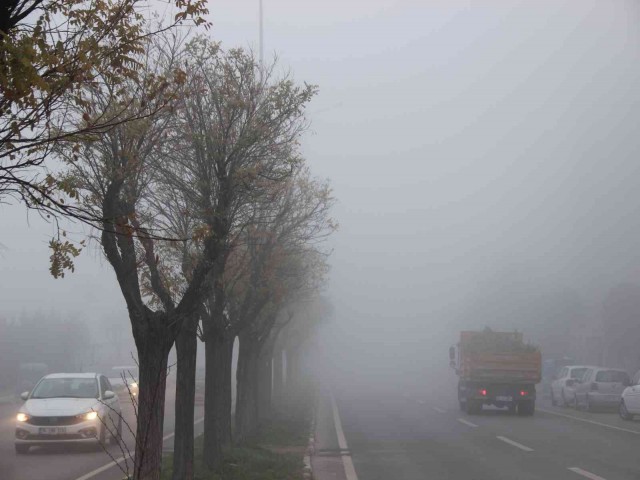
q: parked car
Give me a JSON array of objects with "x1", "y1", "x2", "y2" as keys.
[
  {"x1": 550, "y1": 365, "x2": 592, "y2": 406},
  {"x1": 14, "y1": 373, "x2": 122, "y2": 454},
  {"x1": 572, "y1": 367, "x2": 630, "y2": 411},
  {"x1": 619, "y1": 369, "x2": 640, "y2": 420}
]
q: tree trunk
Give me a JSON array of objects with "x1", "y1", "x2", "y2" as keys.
[
  {"x1": 222, "y1": 336, "x2": 233, "y2": 443},
  {"x1": 284, "y1": 346, "x2": 304, "y2": 413},
  {"x1": 257, "y1": 353, "x2": 272, "y2": 422},
  {"x1": 133, "y1": 318, "x2": 173, "y2": 480},
  {"x1": 172, "y1": 313, "x2": 199, "y2": 480},
  {"x1": 202, "y1": 333, "x2": 234, "y2": 470},
  {"x1": 235, "y1": 333, "x2": 259, "y2": 443},
  {"x1": 272, "y1": 348, "x2": 284, "y2": 411}
]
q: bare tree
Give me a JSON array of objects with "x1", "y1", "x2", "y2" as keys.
[
  {"x1": 147, "y1": 39, "x2": 317, "y2": 474},
  {"x1": 56, "y1": 35, "x2": 225, "y2": 480}
]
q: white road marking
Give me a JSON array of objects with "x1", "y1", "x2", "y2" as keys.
[
  {"x1": 496, "y1": 435, "x2": 534, "y2": 452},
  {"x1": 568, "y1": 467, "x2": 607, "y2": 480},
  {"x1": 433, "y1": 407, "x2": 446, "y2": 413},
  {"x1": 457, "y1": 418, "x2": 478, "y2": 428},
  {"x1": 330, "y1": 392, "x2": 359, "y2": 480},
  {"x1": 539, "y1": 408, "x2": 640, "y2": 435},
  {"x1": 74, "y1": 417, "x2": 205, "y2": 480}
]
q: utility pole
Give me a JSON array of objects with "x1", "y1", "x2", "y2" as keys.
[{"x1": 259, "y1": 0, "x2": 264, "y2": 67}]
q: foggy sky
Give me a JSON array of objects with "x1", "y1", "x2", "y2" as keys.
[{"x1": 3, "y1": 0, "x2": 640, "y2": 371}]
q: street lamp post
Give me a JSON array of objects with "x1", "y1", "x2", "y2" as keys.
[{"x1": 259, "y1": 0, "x2": 264, "y2": 67}]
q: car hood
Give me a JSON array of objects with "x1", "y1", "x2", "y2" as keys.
[{"x1": 21, "y1": 398, "x2": 99, "y2": 416}]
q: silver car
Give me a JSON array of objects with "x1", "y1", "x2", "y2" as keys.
[
  {"x1": 15, "y1": 373, "x2": 122, "y2": 454},
  {"x1": 573, "y1": 367, "x2": 630, "y2": 411},
  {"x1": 550, "y1": 365, "x2": 592, "y2": 407},
  {"x1": 620, "y1": 370, "x2": 640, "y2": 420}
]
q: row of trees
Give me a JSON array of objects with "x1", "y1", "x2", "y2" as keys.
[{"x1": 2, "y1": 4, "x2": 335, "y2": 480}]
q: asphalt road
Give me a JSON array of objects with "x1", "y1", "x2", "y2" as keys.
[
  {"x1": 319, "y1": 382, "x2": 640, "y2": 480},
  {"x1": 0, "y1": 384, "x2": 204, "y2": 480}
]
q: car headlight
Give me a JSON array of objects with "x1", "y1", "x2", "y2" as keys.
[
  {"x1": 16, "y1": 413, "x2": 29, "y2": 422},
  {"x1": 130, "y1": 382, "x2": 138, "y2": 389},
  {"x1": 84, "y1": 411, "x2": 98, "y2": 421}
]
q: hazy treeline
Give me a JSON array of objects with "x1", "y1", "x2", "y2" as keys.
[{"x1": 0, "y1": 312, "x2": 91, "y2": 393}]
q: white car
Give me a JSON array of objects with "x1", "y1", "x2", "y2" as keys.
[
  {"x1": 619, "y1": 369, "x2": 640, "y2": 420},
  {"x1": 15, "y1": 373, "x2": 122, "y2": 454},
  {"x1": 550, "y1": 365, "x2": 593, "y2": 406}
]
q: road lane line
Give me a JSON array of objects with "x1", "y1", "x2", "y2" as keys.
[
  {"x1": 539, "y1": 408, "x2": 640, "y2": 435},
  {"x1": 330, "y1": 392, "x2": 359, "y2": 480},
  {"x1": 496, "y1": 436, "x2": 534, "y2": 452},
  {"x1": 74, "y1": 417, "x2": 205, "y2": 480},
  {"x1": 433, "y1": 407, "x2": 446, "y2": 413},
  {"x1": 568, "y1": 467, "x2": 607, "y2": 480},
  {"x1": 457, "y1": 418, "x2": 478, "y2": 428}
]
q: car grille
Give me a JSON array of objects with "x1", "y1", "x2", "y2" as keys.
[
  {"x1": 26, "y1": 433, "x2": 84, "y2": 440},
  {"x1": 26, "y1": 416, "x2": 83, "y2": 426}
]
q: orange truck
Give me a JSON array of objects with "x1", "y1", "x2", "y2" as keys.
[{"x1": 449, "y1": 331, "x2": 541, "y2": 415}]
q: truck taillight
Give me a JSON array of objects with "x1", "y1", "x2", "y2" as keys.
[
  {"x1": 590, "y1": 382, "x2": 598, "y2": 391},
  {"x1": 479, "y1": 389, "x2": 487, "y2": 396},
  {"x1": 520, "y1": 390, "x2": 528, "y2": 396}
]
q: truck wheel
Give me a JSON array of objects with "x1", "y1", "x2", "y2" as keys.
[
  {"x1": 518, "y1": 400, "x2": 535, "y2": 416},
  {"x1": 466, "y1": 400, "x2": 481, "y2": 415}
]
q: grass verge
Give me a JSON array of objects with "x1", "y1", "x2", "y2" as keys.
[{"x1": 161, "y1": 412, "x2": 310, "y2": 480}]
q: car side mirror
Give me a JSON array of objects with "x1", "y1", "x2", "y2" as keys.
[
  {"x1": 20, "y1": 391, "x2": 29, "y2": 401},
  {"x1": 103, "y1": 390, "x2": 115, "y2": 400}
]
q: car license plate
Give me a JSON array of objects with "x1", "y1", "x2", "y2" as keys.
[
  {"x1": 39, "y1": 427, "x2": 66, "y2": 435},
  {"x1": 496, "y1": 396, "x2": 513, "y2": 402}
]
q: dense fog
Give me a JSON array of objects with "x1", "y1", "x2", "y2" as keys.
[{"x1": 3, "y1": 0, "x2": 640, "y2": 398}]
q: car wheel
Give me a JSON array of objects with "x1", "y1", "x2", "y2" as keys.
[
  {"x1": 561, "y1": 390, "x2": 568, "y2": 407},
  {"x1": 619, "y1": 401, "x2": 634, "y2": 421},
  {"x1": 15, "y1": 444, "x2": 29, "y2": 455},
  {"x1": 550, "y1": 390, "x2": 557, "y2": 406},
  {"x1": 586, "y1": 394, "x2": 594, "y2": 412},
  {"x1": 98, "y1": 424, "x2": 107, "y2": 449},
  {"x1": 573, "y1": 394, "x2": 579, "y2": 409},
  {"x1": 109, "y1": 416, "x2": 123, "y2": 446}
]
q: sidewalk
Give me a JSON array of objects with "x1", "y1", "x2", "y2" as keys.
[{"x1": 311, "y1": 391, "x2": 350, "y2": 480}]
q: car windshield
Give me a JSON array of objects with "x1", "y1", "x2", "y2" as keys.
[
  {"x1": 30, "y1": 378, "x2": 98, "y2": 399},
  {"x1": 595, "y1": 371, "x2": 629, "y2": 383},
  {"x1": 570, "y1": 368, "x2": 587, "y2": 379}
]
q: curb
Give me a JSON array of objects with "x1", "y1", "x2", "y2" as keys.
[{"x1": 303, "y1": 402, "x2": 317, "y2": 480}]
